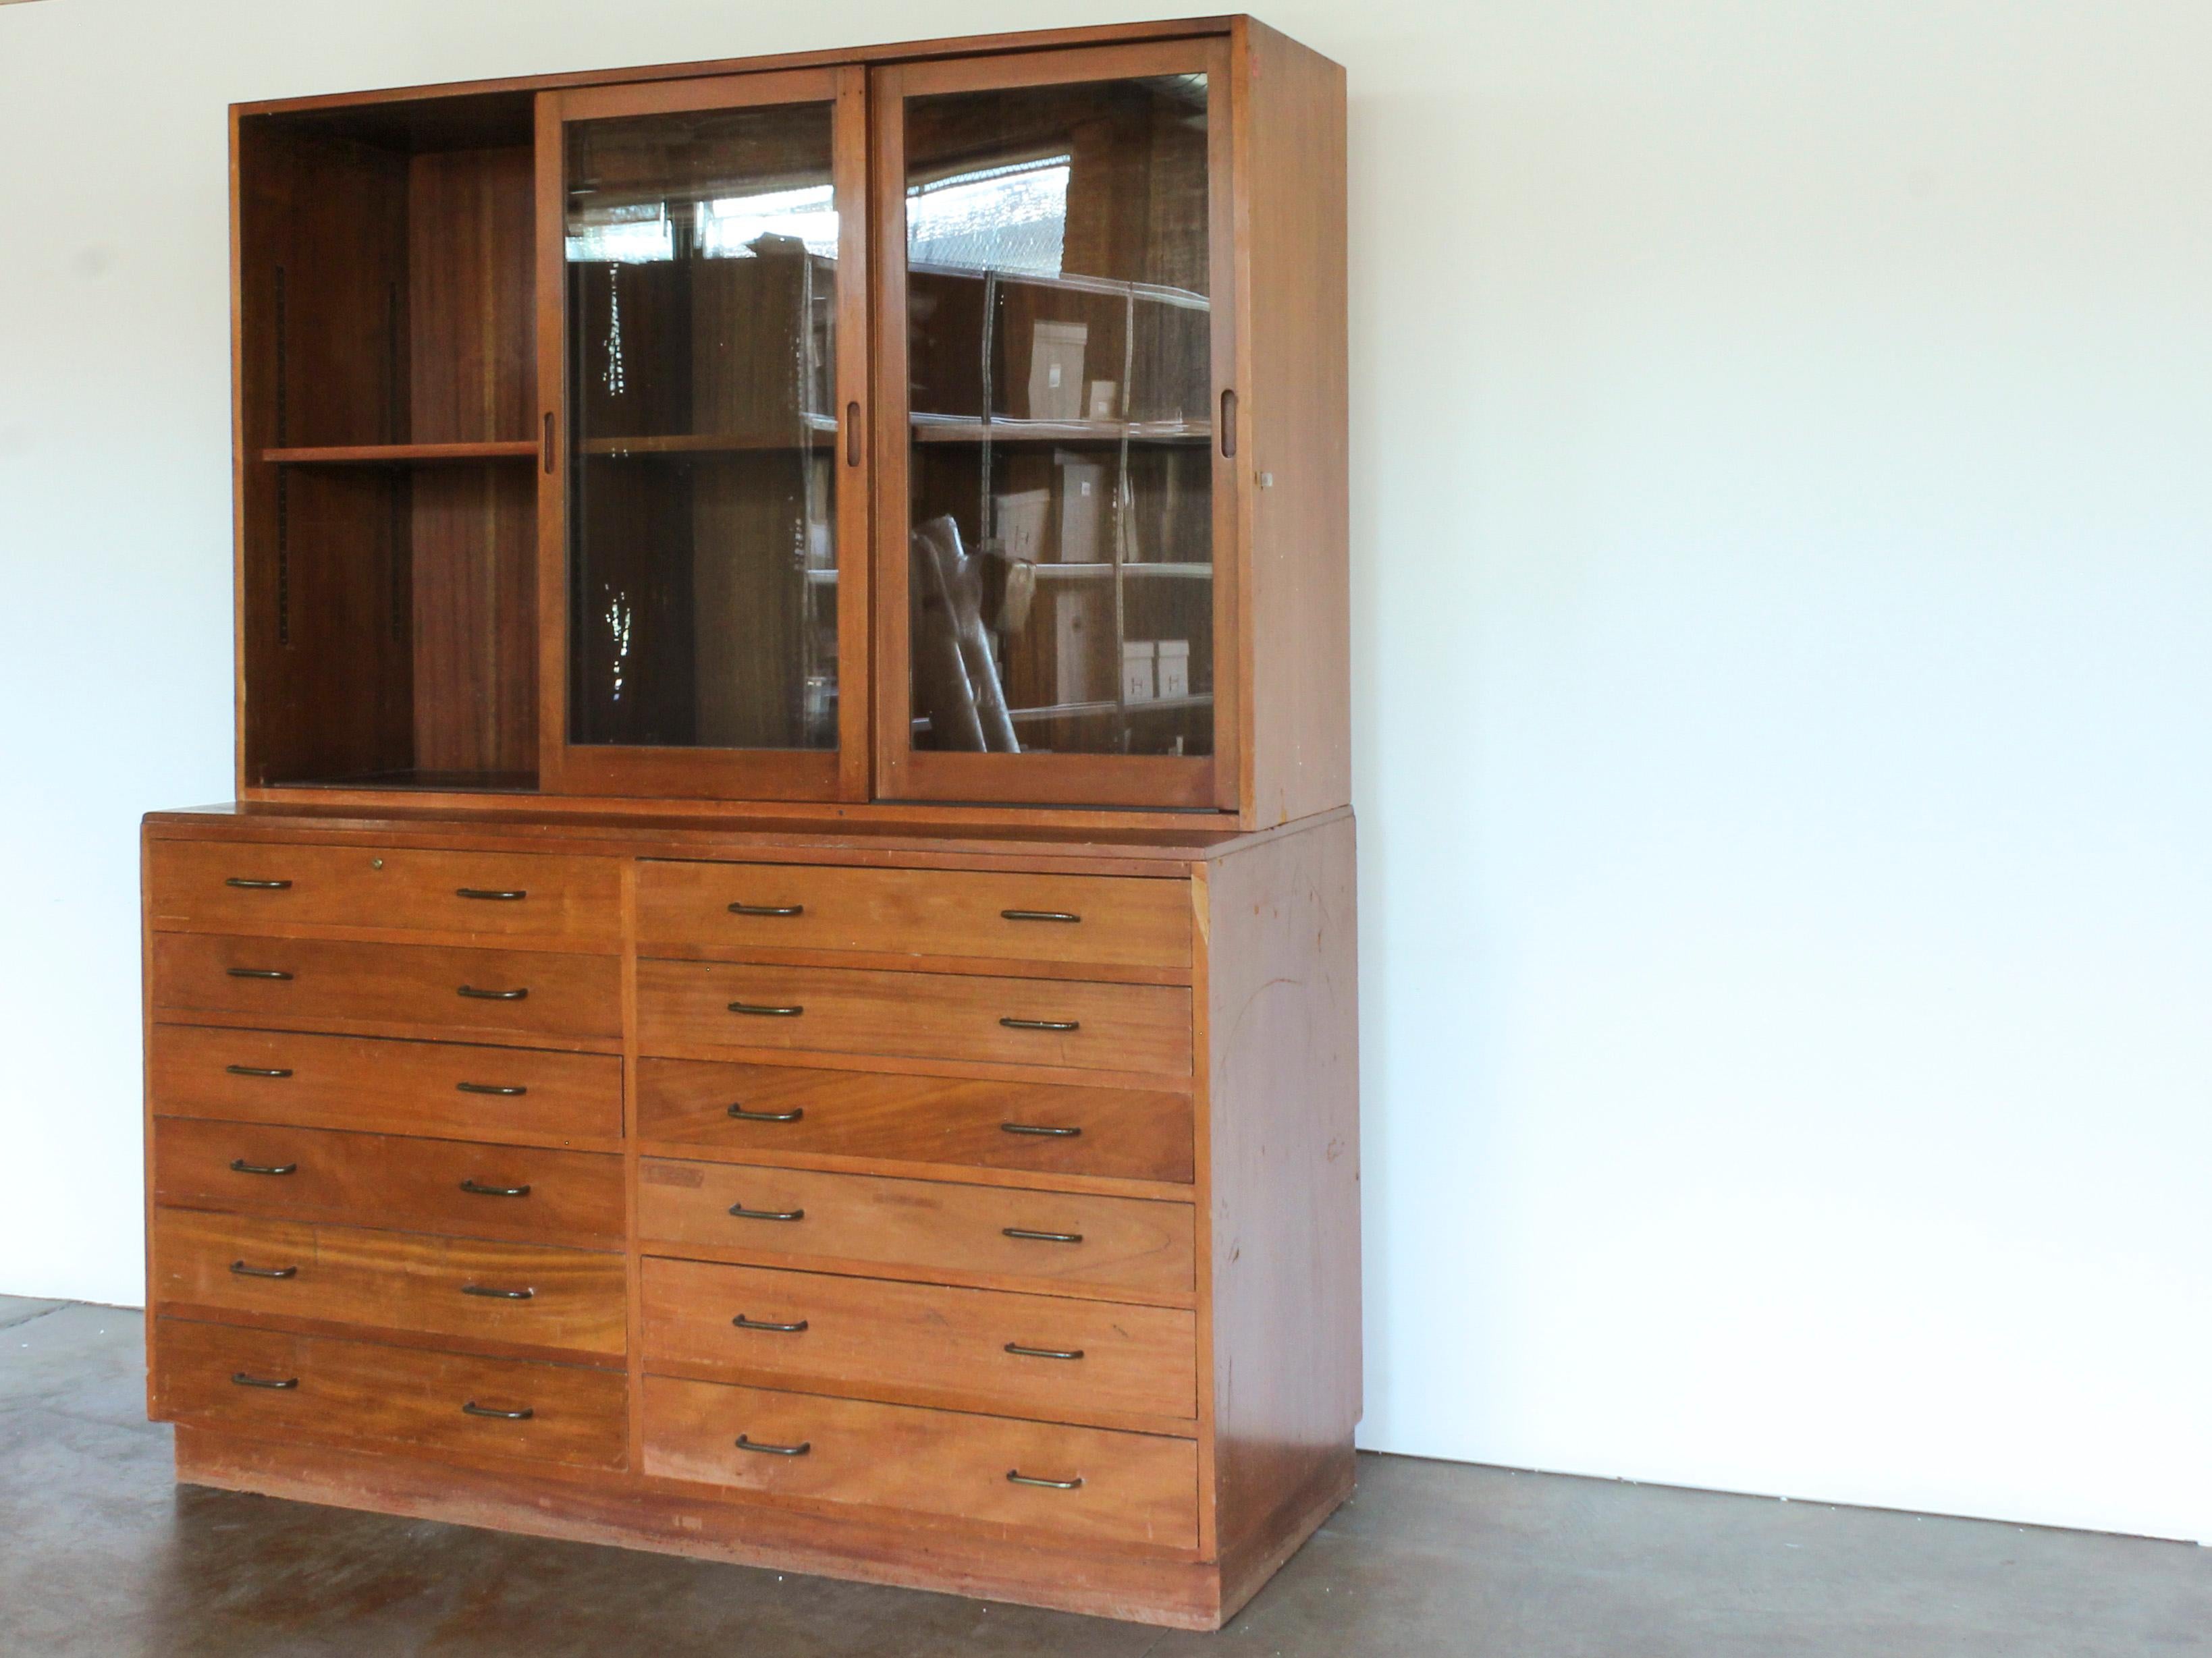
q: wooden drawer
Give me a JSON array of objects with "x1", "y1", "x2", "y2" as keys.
[
  {"x1": 637, "y1": 961, "x2": 1191, "y2": 1076},
  {"x1": 149, "y1": 1026, "x2": 622, "y2": 1146},
  {"x1": 151, "y1": 1209, "x2": 626, "y2": 1360},
  {"x1": 639, "y1": 1159, "x2": 1193, "y2": 1302},
  {"x1": 642, "y1": 1258, "x2": 1197, "y2": 1425},
  {"x1": 155, "y1": 1317, "x2": 627, "y2": 1470},
  {"x1": 153, "y1": 1119, "x2": 624, "y2": 1248},
  {"x1": 637, "y1": 1059, "x2": 1192, "y2": 1184},
  {"x1": 151, "y1": 933, "x2": 621, "y2": 1045},
  {"x1": 148, "y1": 839, "x2": 620, "y2": 947},
  {"x1": 637, "y1": 861, "x2": 1191, "y2": 970},
  {"x1": 643, "y1": 1376, "x2": 1197, "y2": 1549}
]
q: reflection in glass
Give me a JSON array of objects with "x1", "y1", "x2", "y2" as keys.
[
  {"x1": 905, "y1": 75, "x2": 1214, "y2": 761},
  {"x1": 565, "y1": 103, "x2": 840, "y2": 750}
]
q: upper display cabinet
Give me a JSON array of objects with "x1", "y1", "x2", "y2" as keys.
[{"x1": 228, "y1": 18, "x2": 1346, "y2": 827}]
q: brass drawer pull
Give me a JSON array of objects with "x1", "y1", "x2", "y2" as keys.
[
  {"x1": 229, "y1": 1261, "x2": 298, "y2": 1279},
  {"x1": 456, "y1": 888, "x2": 527, "y2": 901},
  {"x1": 457, "y1": 1082, "x2": 527, "y2": 1097},
  {"x1": 230, "y1": 1371, "x2": 299, "y2": 1390},
  {"x1": 229, "y1": 1159, "x2": 298, "y2": 1177},
  {"x1": 1007, "y1": 1470, "x2": 1083, "y2": 1490},
  {"x1": 733, "y1": 1315, "x2": 809, "y2": 1333},
  {"x1": 1000, "y1": 909, "x2": 1080, "y2": 924},
  {"x1": 458, "y1": 985, "x2": 529, "y2": 1001},
  {"x1": 736, "y1": 1434, "x2": 811, "y2": 1457},
  {"x1": 728, "y1": 1001, "x2": 803, "y2": 1018},
  {"x1": 1000, "y1": 1122, "x2": 1080, "y2": 1138},
  {"x1": 461, "y1": 1284, "x2": 535, "y2": 1300},
  {"x1": 459, "y1": 1180, "x2": 531, "y2": 1198},
  {"x1": 727, "y1": 1103, "x2": 804, "y2": 1123},
  {"x1": 1002, "y1": 1227, "x2": 1083, "y2": 1244},
  {"x1": 1000, "y1": 1018, "x2": 1079, "y2": 1032},
  {"x1": 1004, "y1": 1343, "x2": 1084, "y2": 1361},
  {"x1": 226, "y1": 968, "x2": 292, "y2": 981},
  {"x1": 225, "y1": 1065, "x2": 292, "y2": 1079},
  {"x1": 727, "y1": 902, "x2": 805, "y2": 917},
  {"x1": 224, "y1": 878, "x2": 292, "y2": 890},
  {"x1": 728, "y1": 1203, "x2": 805, "y2": 1223},
  {"x1": 461, "y1": 1401, "x2": 535, "y2": 1420}
]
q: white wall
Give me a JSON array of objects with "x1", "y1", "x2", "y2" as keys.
[{"x1": 2, "y1": 0, "x2": 2205, "y2": 1546}]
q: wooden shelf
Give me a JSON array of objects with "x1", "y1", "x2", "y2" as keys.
[
  {"x1": 1030, "y1": 562, "x2": 1212, "y2": 580},
  {"x1": 911, "y1": 415, "x2": 1210, "y2": 445},
  {"x1": 582, "y1": 416, "x2": 837, "y2": 458},
  {"x1": 261, "y1": 441, "x2": 537, "y2": 466}
]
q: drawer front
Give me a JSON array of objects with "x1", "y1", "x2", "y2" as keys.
[
  {"x1": 148, "y1": 839, "x2": 621, "y2": 946},
  {"x1": 643, "y1": 1376, "x2": 1197, "y2": 1549},
  {"x1": 155, "y1": 1317, "x2": 627, "y2": 1469},
  {"x1": 152, "y1": 933, "x2": 621, "y2": 1045},
  {"x1": 152, "y1": 1209, "x2": 626, "y2": 1359},
  {"x1": 642, "y1": 1258, "x2": 1197, "y2": 1423},
  {"x1": 637, "y1": 1059, "x2": 1192, "y2": 1184},
  {"x1": 637, "y1": 861, "x2": 1191, "y2": 970},
  {"x1": 154, "y1": 1119, "x2": 624, "y2": 1247},
  {"x1": 638, "y1": 961, "x2": 1192, "y2": 1076},
  {"x1": 639, "y1": 1159, "x2": 1193, "y2": 1301},
  {"x1": 149, "y1": 1026, "x2": 622, "y2": 1144}
]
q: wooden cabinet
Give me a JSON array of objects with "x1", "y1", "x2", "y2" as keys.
[{"x1": 148, "y1": 14, "x2": 1351, "y2": 1634}]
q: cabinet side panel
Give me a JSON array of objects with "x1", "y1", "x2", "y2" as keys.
[
  {"x1": 1205, "y1": 811, "x2": 1360, "y2": 1555},
  {"x1": 1240, "y1": 25, "x2": 1350, "y2": 827}
]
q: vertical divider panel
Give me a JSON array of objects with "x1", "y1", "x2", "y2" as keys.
[{"x1": 533, "y1": 90, "x2": 572, "y2": 795}]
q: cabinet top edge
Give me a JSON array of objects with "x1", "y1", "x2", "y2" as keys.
[
  {"x1": 141, "y1": 801, "x2": 1351, "y2": 866},
  {"x1": 230, "y1": 15, "x2": 1257, "y2": 123}
]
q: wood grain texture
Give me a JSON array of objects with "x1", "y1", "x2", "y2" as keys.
[
  {"x1": 1202, "y1": 809, "x2": 1360, "y2": 1555},
  {"x1": 637, "y1": 959, "x2": 1191, "y2": 1075},
  {"x1": 637, "y1": 860, "x2": 1193, "y2": 970},
  {"x1": 156, "y1": 1318, "x2": 627, "y2": 1470},
  {"x1": 641, "y1": 1375, "x2": 1198, "y2": 1549},
  {"x1": 148, "y1": 1024, "x2": 621, "y2": 1146},
  {"x1": 148, "y1": 839, "x2": 620, "y2": 945},
  {"x1": 641, "y1": 1256, "x2": 1197, "y2": 1427},
  {"x1": 153, "y1": 1117, "x2": 624, "y2": 1246},
  {"x1": 639, "y1": 1158, "x2": 1194, "y2": 1303},
  {"x1": 637, "y1": 1057, "x2": 1192, "y2": 1184},
  {"x1": 152, "y1": 1208, "x2": 626, "y2": 1360},
  {"x1": 176, "y1": 1425, "x2": 1233, "y2": 1626},
  {"x1": 151, "y1": 933, "x2": 621, "y2": 1043}
]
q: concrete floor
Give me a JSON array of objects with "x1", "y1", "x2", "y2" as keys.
[{"x1": 2, "y1": 1294, "x2": 2203, "y2": 1657}]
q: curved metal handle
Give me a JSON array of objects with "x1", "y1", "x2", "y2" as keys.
[
  {"x1": 1007, "y1": 1469, "x2": 1083, "y2": 1490},
  {"x1": 230, "y1": 1371, "x2": 299, "y2": 1390},
  {"x1": 727, "y1": 1103, "x2": 804, "y2": 1123},
  {"x1": 456, "y1": 1082, "x2": 527, "y2": 1097},
  {"x1": 225, "y1": 1065, "x2": 293, "y2": 1079},
  {"x1": 728, "y1": 1203, "x2": 805, "y2": 1223},
  {"x1": 728, "y1": 1001, "x2": 804, "y2": 1018},
  {"x1": 1000, "y1": 910, "x2": 1081, "y2": 924},
  {"x1": 459, "y1": 1180, "x2": 531, "y2": 1198},
  {"x1": 224, "y1": 878, "x2": 292, "y2": 890},
  {"x1": 460, "y1": 1283, "x2": 535, "y2": 1300},
  {"x1": 733, "y1": 1315, "x2": 810, "y2": 1333},
  {"x1": 458, "y1": 985, "x2": 529, "y2": 1001},
  {"x1": 455, "y1": 888, "x2": 527, "y2": 902},
  {"x1": 1000, "y1": 1017, "x2": 1079, "y2": 1032},
  {"x1": 226, "y1": 968, "x2": 293, "y2": 980},
  {"x1": 1002, "y1": 1227, "x2": 1083, "y2": 1244},
  {"x1": 230, "y1": 1159, "x2": 298, "y2": 1177},
  {"x1": 727, "y1": 902, "x2": 805, "y2": 917},
  {"x1": 1004, "y1": 1343, "x2": 1084, "y2": 1361},
  {"x1": 736, "y1": 1434, "x2": 812, "y2": 1456},
  {"x1": 1000, "y1": 1122, "x2": 1080, "y2": 1138},
  {"x1": 229, "y1": 1261, "x2": 298, "y2": 1279},
  {"x1": 462, "y1": 1401, "x2": 535, "y2": 1420}
]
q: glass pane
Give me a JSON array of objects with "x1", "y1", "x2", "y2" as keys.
[
  {"x1": 566, "y1": 103, "x2": 840, "y2": 750},
  {"x1": 905, "y1": 74, "x2": 1213, "y2": 761}
]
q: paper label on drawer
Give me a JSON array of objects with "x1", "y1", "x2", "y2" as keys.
[{"x1": 642, "y1": 1162, "x2": 707, "y2": 1188}]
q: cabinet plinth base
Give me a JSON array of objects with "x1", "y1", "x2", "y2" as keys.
[{"x1": 172, "y1": 1427, "x2": 1352, "y2": 1631}]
